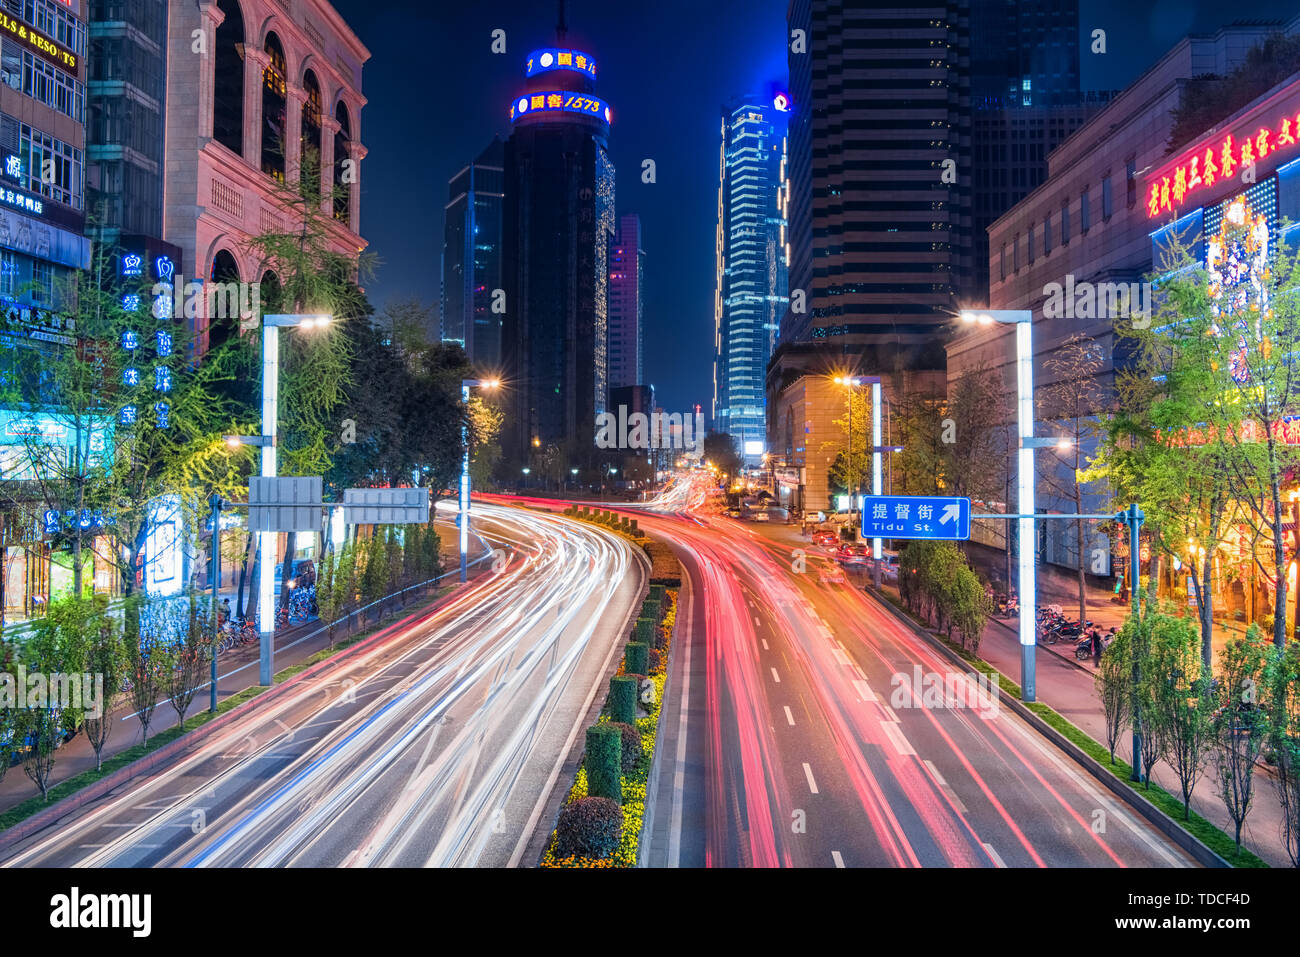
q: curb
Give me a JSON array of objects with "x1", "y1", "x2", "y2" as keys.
[
  {"x1": 863, "y1": 588, "x2": 1231, "y2": 869},
  {"x1": 638, "y1": 576, "x2": 685, "y2": 867},
  {"x1": 524, "y1": 541, "x2": 653, "y2": 866},
  {"x1": 0, "y1": 584, "x2": 466, "y2": 854},
  {"x1": 987, "y1": 613, "x2": 1097, "y2": 676}
]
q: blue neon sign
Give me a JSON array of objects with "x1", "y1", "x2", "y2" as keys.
[
  {"x1": 510, "y1": 91, "x2": 611, "y2": 125},
  {"x1": 525, "y1": 48, "x2": 597, "y2": 79}
]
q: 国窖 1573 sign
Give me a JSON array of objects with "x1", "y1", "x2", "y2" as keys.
[{"x1": 1146, "y1": 83, "x2": 1300, "y2": 220}]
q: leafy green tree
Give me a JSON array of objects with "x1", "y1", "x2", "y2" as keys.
[
  {"x1": 360, "y1": 533, "x2": 388, "y2": 611},
  {"x1": 1212, "y1": 628, "x2": 1270, "y2": 854},
  {"x1": 164, "y1": 592, "x2": 214, "y2": 728},
  {"x1": 20, "y1": 594, "x2": 97, "y2": 799},
  {"x1": 1143, "y1": 612, "x2": 1212, "y2": 819},
  {"x1": 1096, "y1": 626, "x2": 1133, "y2": 765},
  {"x1": 1264, "y1": 639, "x2": 1300, "y2": 865},
  {"x1": 81, "y1": 593, "x2": 125, "y2": 771}
]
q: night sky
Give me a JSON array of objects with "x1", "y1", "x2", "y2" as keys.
[{"x1": 329, "y1": 0, "x2": 1299, "y2": 418}]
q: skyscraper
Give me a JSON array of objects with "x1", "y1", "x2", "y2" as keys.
[
  {"x1": 607, "y1": 212, "x2": 643, "y2": 390},
  {"x1": 501, "y1": 17, "x2": 615, "y2": 461},
  {"x1": 442, "y1": 137, "x2": 504, "y2": 367},
  {"x1": 714, "y1": 98, "x2": 788, "y2": 464}
]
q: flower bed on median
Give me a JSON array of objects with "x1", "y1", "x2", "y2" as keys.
[{"x1": 541, "y1": 589, "x2": 677, "y2": 868}]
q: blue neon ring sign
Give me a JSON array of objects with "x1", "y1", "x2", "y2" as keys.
[
  {"x1": 511, "y1": 91, "x2": 611, "y2": 125},
  {"x1": 525, "y1": 48, "x2": 597, "y2": 79}
]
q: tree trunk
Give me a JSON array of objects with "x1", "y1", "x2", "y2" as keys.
[
  {"x1": 236, "y1": 531, "x2": 254, "y2": 617},
  {"x1": 278, "y1": 531, "x2": 296, "y2": 615},
  {"x1": 1074, "y1": 472, "x2": 1086, "y2": 628},
  {"x1": 1271, "y1": 476, "x2": 1287, "y2": 649}
]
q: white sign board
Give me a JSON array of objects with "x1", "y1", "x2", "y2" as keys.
[
  {"x1": 343, "y1": 487, "x2": 430, "y2": 526},
  {"x1": 248, "y1": 476, "x2": 323, "y2": 532}
]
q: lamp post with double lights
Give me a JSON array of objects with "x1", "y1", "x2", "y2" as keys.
[
  {"x1": 251, "y1": 314, "x2": 330, "y2": 685},
  {"x1": 460, "y1": 378, "x2": 500, "y2": 583}
]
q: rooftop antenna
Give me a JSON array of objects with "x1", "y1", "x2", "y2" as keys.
[{"x1": 557, "y1": 0, "x2": 567, "y2": 43}]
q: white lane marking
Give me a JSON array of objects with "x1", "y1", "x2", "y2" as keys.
[
  {"x1": 753, "y1": 615, "x2": 760, "y2": 626},
  {"x1": 833, "y1": 648, "x2": 852, "y2": 667},
  {"x1": 924, "y1": 759, "x2": 968, "y2": 813},
  {"x1": 803, "y1": 762, "x2": 819, "y2": 794},
  {"x1": 784, "y1": 706, "x2": 795, "y2": 726},
  {"x1": 831, "y1": 850, "x2": 845, "y2": 868},
  {"x1": 761, "y1": 639, "x2": 769, "y2": 651},
  {"x1": 771, "y1": 667, "x2": 781, "y2": 683},
  {"x1": 854, "y1": 679, "x2": 876, "y2": 702},
  {"x1": 880, "y1": 720, "x2": 916, "y2": 756},
  {"x1": 983, "y1": 843, "x2": 1007, "y2": 868}
]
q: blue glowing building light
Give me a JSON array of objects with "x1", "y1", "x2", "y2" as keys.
[{"x1": 525, "y1": 48, "x2": 597, "y2": 79}]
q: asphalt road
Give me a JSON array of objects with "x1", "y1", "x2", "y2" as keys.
[
  {"x1": 642, "y1": 483, "x2": 1196, "y2": 868},
  {"x1": 1, "y1": 502, "x2": 645, "y2": 868}
]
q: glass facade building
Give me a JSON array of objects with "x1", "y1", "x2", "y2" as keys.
[
  {"x1": 442, "y1": 137, "x2": 504, "y2": 368},
  {"x1": 714, "y1": 99, "x2": 787, "y2": 464}
]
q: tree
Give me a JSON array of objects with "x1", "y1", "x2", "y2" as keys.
[
  {"x1": 1265, "y1": 639, "x2": 1300, "y2": 865},
  {"x1": 1096, "y1": 625, "x2": 1132, "y2": 765},
  {"x1": 165, "y1": 592, "x2": 214, "y2": 729},
  {"x1": 1144, "y1": 612, "x2": 1212, "y2": 819},
  {"x1": 1038, "y1": 334, "x2": 1107, "y2": 628},
  {"x1": 20, "y1": 594, "x2": 97, "y2": 799},
  {"x1": 703, "y1": 431, "x2": 742, "y2": 481},
  {"x1": 81, "y1": 594, "x2": 126, "y2": 772},
  {"x1": 125, "y1": 596, "x2": 168, "y2": 743},
  {"x1": 1212, "y1": 628, "x2": 1270, "y2": 855}
]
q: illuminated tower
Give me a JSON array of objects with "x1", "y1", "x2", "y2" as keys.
[
  {"x1": 714, "y1": 98, "x2": 788, "y2": 464},
  {"x1": 501, "y1": 9, "x2": 615, "y2": 463}
]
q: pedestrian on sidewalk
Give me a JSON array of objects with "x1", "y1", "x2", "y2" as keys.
[{"x1": 1092, "y1": 627, "x2": 1103, "y2": 666}]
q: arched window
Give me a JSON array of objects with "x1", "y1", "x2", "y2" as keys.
[
  {"x1": 300, "y1": 70, "x2": 323, "y2": 195},
  {"x1": 333, "y1": 101, "x2": 351, "y2": 225},
  {"x1": 213, "y1": 0, "x2": 245, "y2": 156},
  {"x1": 261, "y1": 33, "x2": 287, "y2": 181},
  {"x1": 208, "y1": 250, "x2": 241, "y2": 351}
]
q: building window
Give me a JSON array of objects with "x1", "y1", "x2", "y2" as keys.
[
  {"x1": 1060, "y1": 200, "x2": 1070, "y2": 245},
  {"x1": 19, "y1": 51, "x2": 83, "y2": 122},
  {"x1": 19, "y1": 123, "x2": 82, "y2": 209},
  {"x1": 1102, "y1": 175, "x2": 1113, "y2": 220},
  {"x1": 1080, "y1": 189, "x2": 1090, "y2": 232},
  {"x1": 261, "y1": 33, "x2": 288, "y2": 181},
  {"x1": 0, "y1": 249, "x2": 15, "y2": 297},
  {"x1": 212, "y1": 0, "x2": 245, "y2": 157},
  {"x1": 1044, "y1": 213, "x2": 1052, "y2": 255},
  {"x1": 1013, "y1": 234, "x2": 1020, "y2": 272},
  {"x1": 1125, "y1": 158, "x2": 1137, "y2": 209},
  {"x1": 1000, "y1": 242, "x2": 1006, "y2": 280},
  {"x1": 31, "y1": 260, "x2": 51, "y2": 304},
  {"x1": 1028, "y1": 224, "x2": 1035, "y2": 264}
]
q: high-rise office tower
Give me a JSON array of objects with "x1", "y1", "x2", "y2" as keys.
[
  {"x1": 714, "y1": 98, "x2": 788, "y2": 463},
  {"x1": 501, "y1": 13, "x2": 615, "y2": 461},
  {"x1": 442, "y1": 137, "x2": 504, "y2": 367},
  {"x1": 777, "y1": 0, "x2": 1098, "y2": 353},
  {"x1": 607, "y1": 212, "x2": 642, "y2": 390}
]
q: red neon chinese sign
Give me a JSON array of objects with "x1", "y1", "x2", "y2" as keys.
[{"x1": 1147, "y1": 105, "x2": 1300, "y2": 219}]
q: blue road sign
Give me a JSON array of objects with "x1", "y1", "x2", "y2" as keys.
[{"x1": 861, "y1": 495, "x2": 970, "y2": 541}]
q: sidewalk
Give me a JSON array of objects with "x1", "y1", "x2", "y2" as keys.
[{"x1": 871, "y1": 574, "x2": 1291, "y2": 867}]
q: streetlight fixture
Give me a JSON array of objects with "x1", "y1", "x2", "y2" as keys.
[
  {"x1": 960, "y1": 309, "x2": 1039, "y2": 699},
  {"x1": 255, "y1": 314, "x2": 331, "y2": 685},
  {"x1": 459, "y1": 378, "x2": 500, "y2": 583}
]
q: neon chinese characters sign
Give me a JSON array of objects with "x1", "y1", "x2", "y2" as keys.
[
  {"x1": 525, "y1": 48, "x2": 597, "y2": 79},
  {"x1": 510, "y1": 91, "x2": 611, "y2": 126},
  {"x1": 1147, "y1": 100, "x2": 1300, "y2": 219}
]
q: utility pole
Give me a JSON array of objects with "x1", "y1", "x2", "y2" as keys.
[
  {"x1": 1121, "y1": 503, "x2": 1145, "y2": 783},
  {"x1": 209, "y1": 493, "x2": 224, "y2": 714}
]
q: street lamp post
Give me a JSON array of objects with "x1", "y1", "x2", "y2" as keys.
[
  {"x1": 254, "y1": 314, "x2": 330, "y2": 685},
  {"x1": 960, "y1": 310, "x2": 1039, "y2": 700},
  {"x1": 208, "y1": 492, "x2": 224, "y2": 713},
  {"x1": 459, "y1": 378, "x2": 500, "y2": 584}
]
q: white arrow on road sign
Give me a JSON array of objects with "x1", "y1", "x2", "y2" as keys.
[{"x1": 941, "y1": 503, "x2": 961, "y2": 525}]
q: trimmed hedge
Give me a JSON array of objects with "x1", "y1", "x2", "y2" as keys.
[
  {"x1": 584, "y1": 724, "x2": 623, "y2": 803},
  {"x1": 634, "y1": 617, "x2": 654, "y2": 644},
  {"x1": 625, "y1": 641, "x2": 649, "y2": 676},
  {"x1": 554, "y1": 797, "x2": 624, "y2": 859},
  {"x1": 609, "y1": 676, "x2": 637, "y2": 725}
]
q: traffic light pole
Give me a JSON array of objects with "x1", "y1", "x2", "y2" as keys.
[{"x1": 1122, "y1": 503, "x2": 1145, "y2": 783}]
